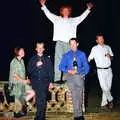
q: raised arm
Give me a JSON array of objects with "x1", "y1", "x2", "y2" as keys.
[
  {"x1": 39, "y1": 0, "x2": 59, "y2": 23},
  {"x1": 72, "y1": 3, "x2": 94, "y2": 25}
]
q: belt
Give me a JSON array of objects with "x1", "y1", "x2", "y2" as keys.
[{"x1": 97, "y1": 66, "x2": 111, "y2": 69}]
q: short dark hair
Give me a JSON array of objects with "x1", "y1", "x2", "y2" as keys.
[
  {"x1": 36, "y1": 41, "x2": 45, "y2": 47},
  {"x1": 96, "y1": 33, "x2": 104, "y2": 39},
  {"x1": 69, "y1": 38, "x2": 79, "y2": 43}
]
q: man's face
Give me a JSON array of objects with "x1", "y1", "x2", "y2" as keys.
[
  {"x1": 96, "y1": 36, "x2": 104, "y2": 45},
  {"x1": 69, "y1": 40, "x2": 79, "y2": 51},
  {"x1": 36, "y1": 43, "x2": 45, "y2": 54},
  {"x1": 61, "y1": 8, "x2": 70, "y2": 17}
]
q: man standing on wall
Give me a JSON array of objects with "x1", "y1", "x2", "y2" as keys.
[{"x1": 39, "y1": 0, "x2": 93, "y2": 82}]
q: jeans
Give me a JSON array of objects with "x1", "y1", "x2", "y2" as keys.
[{"x1": 54, "y1": 41, "x2": 70, "y2": 82}]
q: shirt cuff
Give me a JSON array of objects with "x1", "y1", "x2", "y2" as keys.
[
  {"x1": 87, "y1": 8, "x2": 91, "y2": 13},
  {"x1": 41, "y1": 5, "x2": 46, "y2": 11}
]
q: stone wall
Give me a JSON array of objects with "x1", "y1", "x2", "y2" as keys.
[{"x1": 0, "y1": 81, "x2": 85, "y2": 113}]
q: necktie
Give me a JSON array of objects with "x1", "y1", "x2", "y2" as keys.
[{"x1": 73, "y1": 52, "x2": 78, "y2": 71}]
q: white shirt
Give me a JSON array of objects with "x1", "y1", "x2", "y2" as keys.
[
  {"x1": 41, "y1": 5, "x2": 90, "y2": 43},
  {"x1": 88, "y1": 44, "x2": 113, "y2": 68}
]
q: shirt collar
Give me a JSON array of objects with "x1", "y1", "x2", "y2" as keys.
[
  {"x1": 70, "y1": 50, "x2": 78, "y2": 54},
  {"x1": 15, "y1": 57, "x2": 22, "y2": 62},
  {"x1": 97, "y1": 44, "x2": 105, "y2": 48}
]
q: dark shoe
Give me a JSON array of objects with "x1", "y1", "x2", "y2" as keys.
[
  {"x1": 14, "y1": 112, "x2": 26, "y2": 118},
  {"x1": 108, "y1": 101, "x2": 113, "y2": 109},
  {"x1": 101, "y1": 105, "x2": 110, "y2": 112},
  {"x1": 22, "y1": 103, "x2": 28, "y2": 115},
  {"x1": 74, "y1": 116, "x2": 85, "y2": 120},
  {"x1": 34, "y1": 116, "x2": 45, "y2": 120}
]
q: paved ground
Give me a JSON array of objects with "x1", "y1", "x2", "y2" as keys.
[{"x1": 0, "y1": 112, "x2": 120, "y2": 120}]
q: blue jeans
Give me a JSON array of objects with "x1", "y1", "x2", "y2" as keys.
[{"x1": 54, "y1": 41, "x2": 70, "y2": 82}]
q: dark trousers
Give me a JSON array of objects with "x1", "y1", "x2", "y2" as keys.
[{"x1": 34, "y1": 83, "x2": 49, "y2": 120}]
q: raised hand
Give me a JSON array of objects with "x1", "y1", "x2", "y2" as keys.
[
  {"x1": 87, "y1": 3, "x2": 94, "y2": 9},
  {"x1": 39, "y1": 0, "x2": 46, "y2": 6}
]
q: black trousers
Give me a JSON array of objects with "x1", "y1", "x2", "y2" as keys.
[{"x1": 34, "y1": 83, "x2": 49, "y2": 120}]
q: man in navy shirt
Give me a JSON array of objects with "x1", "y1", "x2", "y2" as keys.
[
  {"x1": 59, "y1": 38, "x2": 89, "y2": 120},
  {"x1": 27, "y1": 42, "x2": 53, "y2": 120}
]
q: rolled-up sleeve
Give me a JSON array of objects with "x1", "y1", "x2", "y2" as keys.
[
  {"x1": 88, "y1": 48, "x2": 94, "y2": 62},
  {"x1": 108, "y1": 46, "x2": 114, "y2": 57}
]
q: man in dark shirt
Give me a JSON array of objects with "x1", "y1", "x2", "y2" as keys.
[
  {"x1": 27, "y1": 42, "x2": 53, "y2": 120},
  {"x1": 59, "y1": 38, "x2": 89, "y2": 120}
]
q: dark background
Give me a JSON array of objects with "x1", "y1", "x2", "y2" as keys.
[{"x1": 0, "y1": 0, "x2": 120, "y2": 100}]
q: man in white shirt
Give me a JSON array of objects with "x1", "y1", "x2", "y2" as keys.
[
  {"x1": 88, "y1": 34, "x2": 114, "y2": 110},
  {"x1": 39, "y1": 0, "x2": 93, "y2": 82}
]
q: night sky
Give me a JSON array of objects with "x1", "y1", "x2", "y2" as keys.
[{"x1": 0, "y1": 0, "x2": 120, "y2": 99}]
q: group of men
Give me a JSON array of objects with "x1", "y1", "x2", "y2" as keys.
[
  {"x1": 9, "y1": 0, "x2": 114, "y2": 120},
  {"x1": 37, "y1": 0, "x2": 113, "y2": 120},
  {"x1": 28, "y1": 35, "x2": 114, "y2": 120}
]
